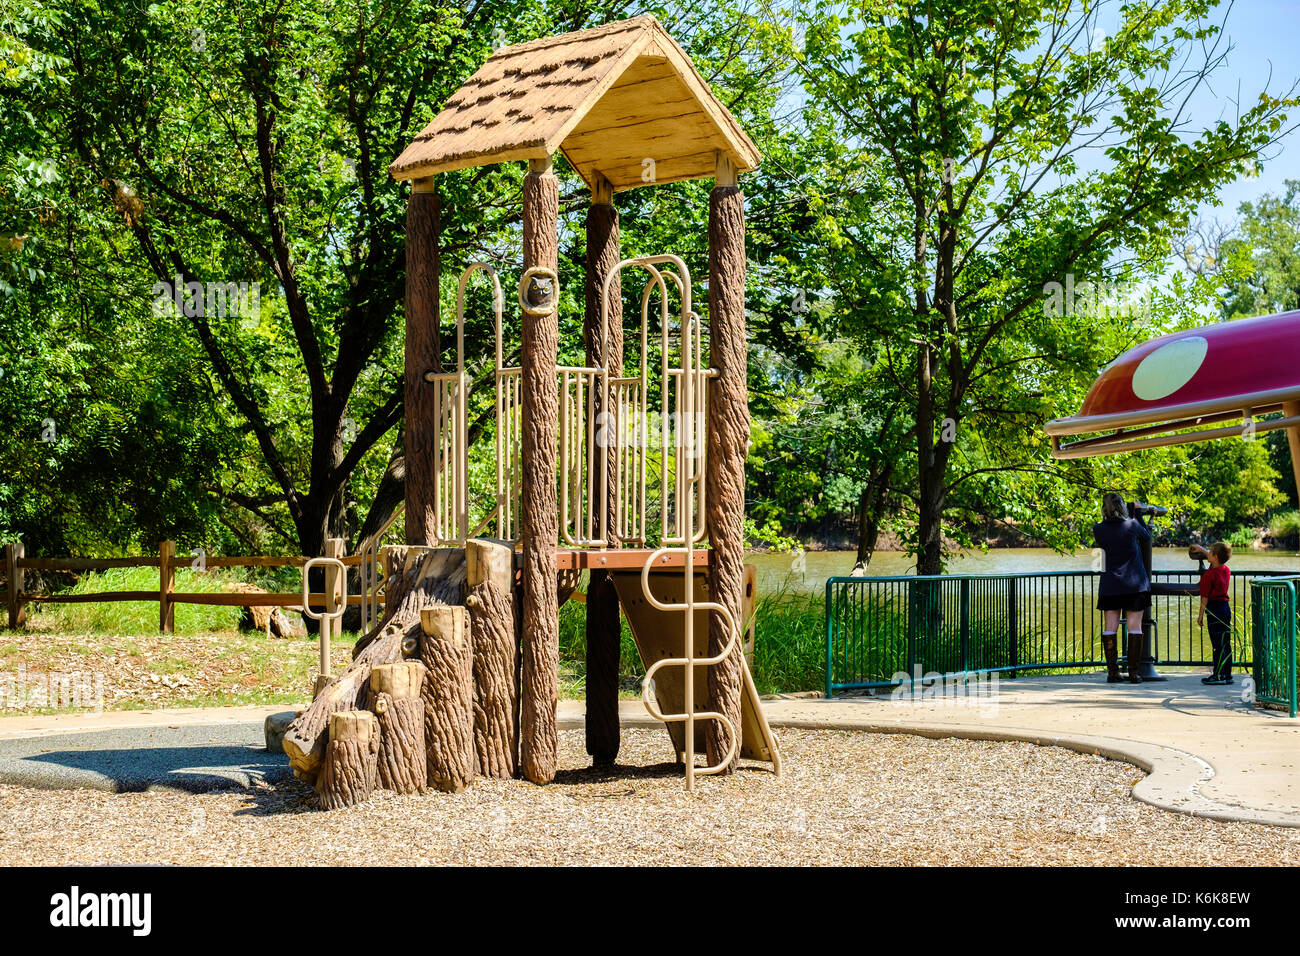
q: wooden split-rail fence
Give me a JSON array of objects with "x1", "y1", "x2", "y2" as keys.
[{"x1": 2, "y1": 539, "x2": 381, "y2": 676}]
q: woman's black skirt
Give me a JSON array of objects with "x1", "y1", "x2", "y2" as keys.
[{"x1": 1097, "y1": 591, "x2": 1151, "y2": 612}]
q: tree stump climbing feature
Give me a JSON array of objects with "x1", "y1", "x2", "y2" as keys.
[
  {"x1": 370, "y1": 661, "x2": 427, "y2": 794},
  {"x1": 316, "y1": 710, "x2": 380, "y2": 810},
  {"x1": 405, "y1": 176, "x2": 442, "y2": 546},
  {"x1": 283, "y1": 546, "x2": 465, "y2": 783},
  {"x1": 466, "y1": 539, "x2": 517, "y2": 778},
  {"x1": 420, "y1": 605, "x2": 474, "y2": 792},
  {"x1": 585, "y1": 175, "x2": 623, "y2": 768},
  {"x1": 519, "y1": 155, "x2": 561, "y2": 785},
  {"x1": 705, "y1": 155, "x2": 748, "y2": 774}
]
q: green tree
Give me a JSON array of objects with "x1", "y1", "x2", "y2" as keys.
[
  {"x1": 1220, "y1": 179, "x2": 1300, "y2": 318},
  {"x1": 783, "y1": 0, "x2": 1297, "y2": 572},
  {"x1": 2, "y1": 0, "x2": 793, "y2": 558}
]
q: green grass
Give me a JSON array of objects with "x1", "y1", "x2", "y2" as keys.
[
  {"x1": 749, "y1": 589, "x2": 825, "y2": 694},
  {"x1": 555, "y1": 586, "x2": 827, "y2": 697},
  {"x1": 33, "y1": 565, "x2": 251, "y2": 634},
  {"x1": 1269, "y1": 510, "x2": 1300, "y2": 546}
]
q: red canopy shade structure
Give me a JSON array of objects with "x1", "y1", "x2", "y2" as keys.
[{"x1": 1045, "y1": 310, "x2": 1300, "y2": 493}]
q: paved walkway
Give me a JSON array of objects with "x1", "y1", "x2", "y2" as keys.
[{"x1": 0, "y1": 673, "x2": 1295, "y2": 825}]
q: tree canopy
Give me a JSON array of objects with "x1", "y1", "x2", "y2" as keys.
[{"x1": 1, "y1": 0, "x2": 1296, "y2": 570}]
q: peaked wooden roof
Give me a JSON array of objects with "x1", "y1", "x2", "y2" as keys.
[{"x1": 389, "y1": 16, "x2": 761, "y2": 190}]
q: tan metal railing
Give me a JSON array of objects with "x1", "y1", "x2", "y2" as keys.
[
  {"x1": 598, "y1": 255, "x2": 711, "y2": 550},
  {"x1": 358, "y1": 504, "x2": 403, "y2": 633}
]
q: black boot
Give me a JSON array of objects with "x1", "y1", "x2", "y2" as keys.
[
  {"x1": 1127, "y1": 629, "x2": 1145, "y2": 684},
  {"x1": 1102, "y1": 634, "x2": 1122, "y2": 683}
]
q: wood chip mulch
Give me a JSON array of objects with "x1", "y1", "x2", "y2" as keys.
[{"x1": 1, "y1": 728, "x2": 1297, "y2": 866}]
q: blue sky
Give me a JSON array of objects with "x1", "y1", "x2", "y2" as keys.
[{"x1": 1193, "y1": 0, "x2": 1300, "y2": 219}]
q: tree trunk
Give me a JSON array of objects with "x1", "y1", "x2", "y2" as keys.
[
  {"x1": 405, "y1": 178, "x2": 441, "y2": 546},
  {"x1": 853, "y1": 458, "x2": 895, "y2": 573},
  {"x1": 585, "y1": 176, "x2": 622, "y2": 767},
  {"x1": 466, "y1": 539, "x2": 517, "y2": 779},
  {"x1": 420, "y1": 605, "x2": 474, "y2": 793},
  {"x1": 519, "y1": 156, "x2": 560, "y2": 785},
  {"x1": 370, "y1": 661, "x2": 427, "y2": 795},
  {"x1": 316, "y1": 710, "x2": 379, "y2": 810},
  {"x1": 704, "y1": 166, "x2": 747, "y2": 773},
  {"x1": 282, "y1": 545, "x2": 465, "y2": 781}
]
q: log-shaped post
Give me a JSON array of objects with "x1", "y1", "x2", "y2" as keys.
[
  {"x1": 1284, "y1": 401, "x2": 1300, "y2": 504},
  {"x1": 5, "y1": 541, "x2": 24, "y2": 630},
  {"x1": 519, "y1": 155, "x2": 561, "y2": 784},
  {"x1": 370, "y1": 661, "x2": 427, "y2": 794},
  {"x1": 704, "y1": 153, "x2": 747, "y2": 773},
  {"x1": 316, "y1": 710, "x2": 379, "y2": 810},
  {"x1": 585, "y1": 173, "x2": 623, "y2": 767},
  {"x1": 466, "y1": 538, "x2": 517, "y2": 778},
  {"x1": 405, "y1": 176, "x2": 441, "y2": 545},
  {"x1": 420, "y1": 604, "x2": 474, "y2": 792},
  {"x1": 159, "y1": 540, "x2": 175, "y2": 634}
]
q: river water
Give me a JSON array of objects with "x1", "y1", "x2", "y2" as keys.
[{"x1": 748, "y1": 547, "x2": 1300, "y2": 598}]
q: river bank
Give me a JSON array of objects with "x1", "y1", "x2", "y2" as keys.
[{"x1": 747, "y1": 547, "x2": 1300, "y2": 598}]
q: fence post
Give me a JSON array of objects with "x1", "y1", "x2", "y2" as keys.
[
  {"x1": 159, "y1": 540, "x2": 175, "y2": 633},
  {"x1": 824, "y1": 580, "x2": 834, "y2": 700},
  {"x1": 1007, "y1": 576, "x2": 1018, "y2": 680},
  {"x1": 959, "y1": 577, "x2": 970, "y2": 673},
  {"x1": 6, "y1": 541, "x2": 25, "y2": 630}
]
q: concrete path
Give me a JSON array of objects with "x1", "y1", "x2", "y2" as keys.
[
  {"x1": 761, "y1": 673, "x2": 1300, "y2": 827},
  {"x1": 0, "y1": 674, "x2": 1295, "y2": 825}
]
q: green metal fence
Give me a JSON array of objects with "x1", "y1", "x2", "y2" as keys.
[
  {"x1": 1250, "y1": 577, "x2": 1298, "y2": 718},
  {"x1": 825, "y1": 569, "x2": 1292, "y2": 698}
]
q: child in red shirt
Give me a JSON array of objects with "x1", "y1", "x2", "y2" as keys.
[{"x1": 1190, "y1": 542, "x2": 1232, "y2": 684}]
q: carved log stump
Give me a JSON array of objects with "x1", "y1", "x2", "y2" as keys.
[
  {"x1": 420, "y1": 605, "x2": 474, "y2": 792},
  {"x1": 520, "y1": 155, "x2": 561, "y2": 784},
  {"x1": 316, "y1": 711, "x2": 379, "y2": 810},
  {"x1": 370, "y1": 661, "x2": 427, "y2": 795},
  {"x1": 705, "y1": 160, "x2": 747, "y2": 773},
  {"x1": 466, "y1": 539, "x2": 516, "y2": 779},
  {"x1": 283, "y1": 546, "x2": 465, "y2": 783}
]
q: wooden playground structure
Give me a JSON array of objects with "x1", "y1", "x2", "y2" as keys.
[{"x1": 282, "y1": 16, "x2": 782, "y2": 804}]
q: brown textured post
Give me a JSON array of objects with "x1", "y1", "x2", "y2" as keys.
[
  {"x1": 159, "y1": 540, "x2": 175, "y2": 633},
  {"x1": 585, "y1": 173, "x2": 623, "y2": 766},
  {"x1": 6, "y1": 542, "x2": 24, "y2": 630},
  {"x1": 705, "y1": 153, "x2": 747, "y2": 773},
  {"x1": 466, "y1": 538, "x2": 517, "y2": 778},
  {"x1": 370, "y1": 661, "x2": 427, "y2": 794},
  {"x1": 316, "y1": 710, "x2": 380, "y2": 810},
  {"x1": 404, "y1": 176, "x2": 441, "y2": 545},
  {"x1": 519, "y1": 155, "x2": 560, "y2": 784},
  {"x1": 420, "y1": 605, "x2": 474, "y2": 792}
]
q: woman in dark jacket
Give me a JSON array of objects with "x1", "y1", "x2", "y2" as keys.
[{"x1": 1092, "y1": 492, "x2": 1151, "y2": 684}]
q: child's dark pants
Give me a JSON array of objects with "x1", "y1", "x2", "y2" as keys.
[{"x1": 1206, "y1": 598, "x2": 1233, "y2": 679}]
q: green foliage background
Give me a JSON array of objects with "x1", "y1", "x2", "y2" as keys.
[{"x1": 1, "y1": 0, "x2": 1297, "y2": 568}]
